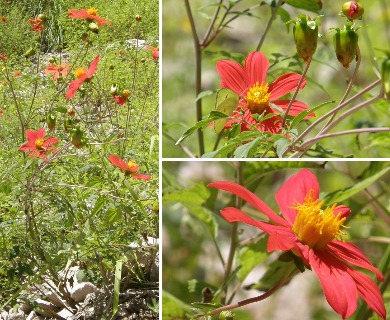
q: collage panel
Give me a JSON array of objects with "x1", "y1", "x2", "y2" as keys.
[
  {"x1": 162, "y1": 161, "x2": 389, "y2": 319},
  {"x1": 0, "y1": 0, "x2": 159, "y2": 319},
  {"x1": 162, "y1": 0, "x2": 390, "y2": 158}
]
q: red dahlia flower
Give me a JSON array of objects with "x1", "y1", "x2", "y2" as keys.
[
  {"x1": 19, "y1": 128, "x2": 59, "y2": 160},
  {"x1": 68, "y1": 8, "x2": 111, "y2": 26},
  {"x1": 216, "y1": 51, "x2": 314, "y2": 133},
  {"x1": 0, "y1": 54, "x2": 8, "y2": 60},
  {"x1": 66, "y1": 55, "x2": 99, "y2": 100},
  {"x1": 44, "y1": 63, "x2": 71, "y2": 80},
  {"x1": 208, "y1": 169, "x2": 386, "y2": 320},
  {"x1": 108, "y1": 155, "x2": 151, "y2": 181},
  {"x1": 146, "y1": 45, "x2": 159, "y2": 60},
  {"x1": 29, "y1": 18, "x2": 44, "y2": 33},
  {"x1": 114, "y1": 90, "x2": 131, "y2": 106},
  {"x1": 0, "y1": 17, "x2": 6, "y2": 23}
]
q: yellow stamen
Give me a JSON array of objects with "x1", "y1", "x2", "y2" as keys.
[
  {"x1": 246, "y1": 82, "x2": 271, "y2": 114},
  {"x1": 34, "y1": 138, "x2": 44, "y2": 149},
  {"x1": 122, "y1": 89, "x2": 131, "y2": 98},
  {"x1": 74, "y1": 67, "x2": 86, "y2": 78},
  {"x1": 127, "y1": 160, "x2": 137, "y2": 168},
  {"x1": 87, "y1": 8, "x2": 98, "y2": 16},
  {"x1": 292, "y1": 191, "x2": 346, "y2": 249}
]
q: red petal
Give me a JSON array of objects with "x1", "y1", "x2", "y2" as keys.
[
  {"x1": 216, "y1": 60, "x2": 249, "y2": 96},
  {"x1": 269, "y1": 73, "x2": 307, "y2": 101},
  {"x1": 108, "y1": 155, "x2": 129, "y2": 172},
  {"x1": 92, "y1": 15, "x2": 111, "y2": 26},
  {"x1": 327, "y1": 241, "x2": 384, "y2": 281},
  {"x1": 131, "y1": 173, "x2": 151, "y2": 181},
  {"x1": 25, "y1": 129, "x2": 37, "y2": 145},
  {"x1": 19, "y1": 144, "x2": 34, "y2": 151},
  {"x1": 152, "y1": 50, "x2": 159, "y2": 60},
  {"x1": 258, "y1": 110, "x2": 281, "y2": 133},
  {"x1": 272, "y1": 100, "x2": 314, "y2": 119},
  {"x1": 310, "y1": 250, "x2": 358, "y2": 319},
  {"x1": 35, "y1": 128, "x2": 46, "y2": 140},
  {"x1": 66, "y1": 78, "x2": 84, "y2": 100},
  {"x1": 244, "y1": 52, "x2": 269, "y2": 87},
  {"x1": 347, "y1": 268, "x2": 386, "y2": 319},
  {"x1": 334, "y1": 205, "x2": 351, "y2": 219},
  {"x1": 43, "y1": 137, "x2": 59, "y2": 147},
  {"x1": 275, "y1": 169, "x2": 319, "y2": 225},
  {"x1": 68, "y1": 9, "x2": 88, "y2": 19},
  {"x1": 208, "y1": 181, "x2": 289, "y2": 226},
  {"x1": 87, "y1": 55, "x2": 100, "y2": 77},
  {"x1": 114, "y1": 96, "x2": 126, "y2": 105},
  {"x1": 44, "y1": 65, "x2": 57, "y2": 74},
  {"x1": 266, "y1": 227, "x2": 297, "y2": 252}
]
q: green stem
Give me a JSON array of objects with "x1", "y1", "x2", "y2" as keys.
[
  {"x1": 319, "y1": 46, "x2": 361, "y2": 134},
  {"x1": 221, "y1": 162, "x2": 243, "y2": 305},
  {"x1": 281, "y1": 56, "x2": 312, "y2": 129},
  {"x1": 255, "y1": 0, "x2": 284, "y2": 52},
  {"x1": 184, "y1": 0, "x2": 205, "y2": 156}
]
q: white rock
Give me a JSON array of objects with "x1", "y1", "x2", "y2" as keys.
[
  {"x1": 57, "y1": 308, "x2": 74, "y2": 319},
  {"x1": 8, "y1": 311, "x2": 24, "y2": 320},
  {"x1": 70, "y1": 282, "x2": 98, "y2": 302},
  {"x1": 34, "y1": 299, "x2": 60, "y2": 317},
  {"x1": 1, "y1": 310, "x2": 9, "y2": 320},
  {"x1": 26, "y1": 311, "x2": 43, "y2": 320}
]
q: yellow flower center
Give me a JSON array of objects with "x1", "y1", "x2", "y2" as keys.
[
  {"x1": 87, "y1": 8, "x2": 98, "y2": 16},
  {"x1": 292, "y1": 191, "x2": 346, "y2": 249},
  {"x1": 34, "y1": 138, "x2": 44, "y2": 149},
  {"x1": 127, "y1": 160, "x2": 137, "y2": 168},
  {"x1": 122, "y1": 89, "x2": 131, "y2": 98},
  {"x1": 74, "y1": 67, "x2": 86, "y2": 78},
  {"x1": 246, "y1": 82, "x2": 271, "y2": 114}
]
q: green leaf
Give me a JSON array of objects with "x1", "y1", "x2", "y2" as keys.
[
  {"x1": 196, "y1": 90, "x2": 214, "y2": 102},
  {"x1": 162, "y1": 290, "x2": 193, "y2": 319},
  {"x1": 284, "y1": 0, "x2": 322, "y2": 13},
  {"x1": 54, "y1": 106, "x2": 68, "y2": 113},
  {"x1": 290, "y1": 100, "x2": 335, "y2": 129},
  {"x1": 274, "y1": 137, "x2": 291, "y2": 158},
  {"x1": 112, "y1": 260, "x2": 122, "y2": 319},
  {"x1": 323, "y1": 166, "x2": 390, "y2": 204},
  {"x1": 214, "y1": 88, "x2": 239, "y2": 134},
  {"x1": 176, "y1": 111, "x2": 229, "y2": 145},
  {"x1": 236, "y1": 237, "x2": 268, "y2": 281},
  {"x1": 233, "y1": 137, "x2": 262, "y2": 158}
]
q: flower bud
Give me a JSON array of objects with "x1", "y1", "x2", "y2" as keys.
[
  {"x1": 46, "y1": 113, "x2": 56, "y2": 131},
  {"x1": 122, "y1": 89, "x2": 131, "y2": 98},
  {"x1": 64, "y1": 118, "x2": 74, "y2": 132},
  {"x1": 140, "y1": 58, "x2": 146, "y2": 63},
  {"x1": 135, "y1": 15, "x2": 142, "y2": 22},
  {"x1": 23, "y1": 47, "x2": 37, "y2": 58},
  {"x1": 333, "y1": 24, "x2": 358, "y2": 68},
  {"x1": 67, "y1": 108, "x2": 75, "y2": 117},
  {"x1": 70, "y1": 127, "x2": 85, "y2": 148},
  {"x1": 110, "y1": 83, "x2": 119, "y2": 95},
  {"x1": 342, "y1": 1, "x2": 364, "y2": 20},
  {"x1": 381, "y1": 58, "x2": 390, "y2": 99},
  {"x1": 88, "y1": 22, "x2": 99, "y2": 34},
  {"x1": 37, "y1": 14, "x2": 47, "y2": 22},
  {"x1": 48, "y1": 57, "x2": 56, "y2": 64},
  {"x1": 293, "y1": 15, "x2": 319, "y2": 63}
]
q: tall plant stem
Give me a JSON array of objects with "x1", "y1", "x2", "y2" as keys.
[
  {"x1": 184, "y1": 0, "x2": 205, "y2": 156},
  {"x1": 281, "y1": 56, "x2": 312, "y2": 129},
  {"x1": 208, "y1": 264, "x2": 295, "y2": 317},
  {"x1": 201, "y1": 0, "x2": 223, "y2": 47},
  {"x1": 256, "y1": 0, "x2": 284, "y2": 52},
  {"x1": 221, "y1": 162, "x2": 243, "y2": 305},
  {"x1": 320, "y1": 47, "x2": 361, "y2": 134},
  {"x1": 291, "y1": 93, "x2": 382, "y2": 157},
  {"x1": 283, "y1": 79, "x2": 381, "y2": 157}
]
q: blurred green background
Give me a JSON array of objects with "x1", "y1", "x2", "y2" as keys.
[
  {"x1": 162, "y1": 161, "x2": 390, "y2": 319},
  {"x1": 162, "y1": 0, "x2": 390, "y2": 158}
]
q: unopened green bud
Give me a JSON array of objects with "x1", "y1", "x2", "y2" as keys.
[
  {"x1": 46, "y1": 113, "x2": 56, "y2": 131},
  {"x1": 70, "y1": 127, "x2": 85, "y2": 148},
  {"x1": 110, "y1": 83, "x2": 119, "y2": 95},
  {"x1": 89, "y1": 22, "x2": 99, "y2": 34},
  {"x1": 23, "y1": 47, "x2": 37, "y2": 58},
  {"x1": 333, "y1": 24, "x2": 358, "y2": 68},
  {"x1": 64, "y1": 118, "x2": 73, "y2": 132},
  {"x1": 342, "y1": 1, "x2": 364, "y2": 20},
  {"x1": 381, "y1": 59, "x2": 390, "y2": 99},
  {"x1": 293, "y1": 15, "x2": 319, "y2": 63}
]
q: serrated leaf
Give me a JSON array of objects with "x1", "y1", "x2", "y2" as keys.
[
  {"x1": 323, "y1": 166, "x2": 390, "y2": 204},
  {"x1": 274, "y1": 137, "x2": 291, "y2": 158},
  {"x1": 176, "y1": 111, "x2": 230, "y2": 145},
  {"x1": 214, "y1": 88, "x2": 239, "y2": 134},
  {"x1": 236, "y1": 238, "x2": 268, "y2": 281},
  {"x1": 233, "y1": 137, "x2": 262, "y2": 158}
]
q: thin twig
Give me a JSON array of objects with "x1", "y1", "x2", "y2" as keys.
[
  {"x1": 281, "y1": 56, "x2": 312, "y2": 129},
  {"x1": 256, "y1": 0, "x2": 284, "y2": 52}
]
